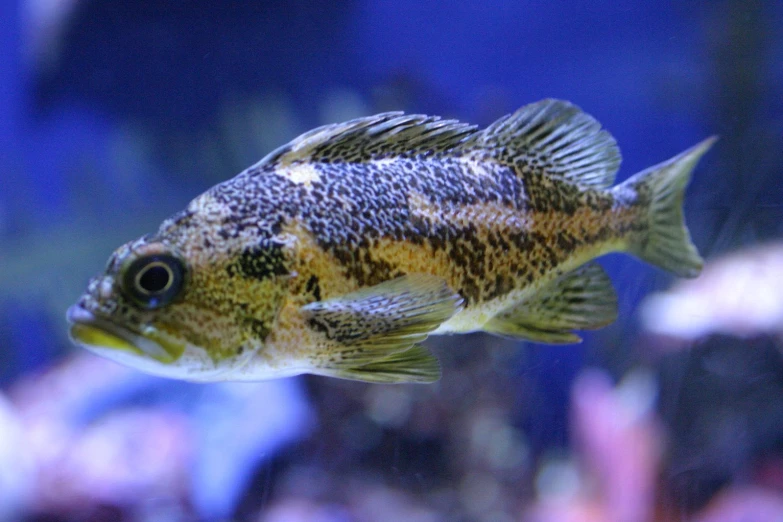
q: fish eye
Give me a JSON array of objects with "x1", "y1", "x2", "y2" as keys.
[{"x1": 121, "y1": 254, "x2": 186, "y2": 309}]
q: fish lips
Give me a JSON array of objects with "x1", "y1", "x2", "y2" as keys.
[
  {"x1": 66, "y1": 304, "x2": 179, "y2": 364},
  {"x1": 67, "y1": 305, "x2": 262, "y2": 382}
]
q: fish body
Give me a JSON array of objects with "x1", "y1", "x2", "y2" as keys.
[{"x1": 67, "y1": 99, "x2": 714, "y2": 383}]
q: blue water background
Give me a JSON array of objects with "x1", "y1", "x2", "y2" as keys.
[{"x1": 1, "y1": 1, "x2": 782, "y2": 519}]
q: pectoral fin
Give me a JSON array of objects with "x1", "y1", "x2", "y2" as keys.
[
  {"x1": 485, "y1": 263, "x2": 618, "y2": 344},
  {"x1": 301, "y1": 274, "x2": 462, "y2": 383}
]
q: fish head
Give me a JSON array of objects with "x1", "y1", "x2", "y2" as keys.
[{"x1": 67, "y1": 222, "x2": 295, "y2": 381}]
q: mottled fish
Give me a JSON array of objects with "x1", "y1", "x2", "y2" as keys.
[{"x1": 67, "y1": 99, "x2": 714, "y2": 383}]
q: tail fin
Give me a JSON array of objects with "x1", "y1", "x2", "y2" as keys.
[{"x1": 622, "y1": 137, "x2": 716, "y2": 278}]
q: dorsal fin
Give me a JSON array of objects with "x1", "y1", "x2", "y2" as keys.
[
  {"x1": 251, "y1": 100, "x2": 620, "y2": 188},
  {"x1": 256, "y1": 112, "x2": 477, "y2": 168},
  {"x1": 462, "y1": 99, "x2": 621, "y2": 188}
]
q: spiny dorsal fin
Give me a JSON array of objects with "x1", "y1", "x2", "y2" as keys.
[
  {"x1": 257, "y1": 112, "x2": 477, "y2": 168},
  {"x1": 462, "y1": 99, "x2": 621, "y2": 188},
  {"x1": 252, "y1": 100, "x2": 619, "y2": 188},
  {"x1": 484, "y1": 262, "x2": 618, "y2": 344}
]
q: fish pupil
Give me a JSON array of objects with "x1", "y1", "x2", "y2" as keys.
[{"x1": 139, "y1": 264, "x2": 171, "y2": 294}]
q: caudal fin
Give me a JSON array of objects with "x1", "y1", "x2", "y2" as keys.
[{"x1": 622, "y1": 137, "x2": 716, "y2": 278}]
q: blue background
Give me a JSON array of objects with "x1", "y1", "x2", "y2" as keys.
[{"x1": 1, "y1": 1, "x2": 782, "y2": 520}]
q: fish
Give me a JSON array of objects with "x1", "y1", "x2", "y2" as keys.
[{"x1": 66, "y1": 99, "x2": 715, "y2": 383}]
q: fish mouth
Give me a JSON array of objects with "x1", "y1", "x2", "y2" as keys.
[{"x1": 66, "y1": 305, "x2": 181, "y2": 363}]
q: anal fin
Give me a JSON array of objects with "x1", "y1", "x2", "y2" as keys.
[{"x1": 484, "y1": 263, "x2": 618, "y2": 344}]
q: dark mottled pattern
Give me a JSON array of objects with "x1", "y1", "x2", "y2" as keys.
[
  {"x1": 305, "y1": 275, "x2": 322, "y2": 302},
  {"x1": 209, "y1": 173, "x2": 299, "y2": 241},
  {"x1": 199, "y1": 149, "x2": 629, "y2": 305},
  {"x1": 245, "y1": 318, "x2": 271, "y2": 341},
  {"x1": 300, "y1": 158, "x2": 525, "y2": 291},
  {"x1": 519, "y1": 171, "x2": 582, "y2": 215},
  {"x1": 180, "y1": 101, "x2": 641, "y2": 306},
  {"x1": 230, "y1": 239, "x2": 290, "y2": 281}
]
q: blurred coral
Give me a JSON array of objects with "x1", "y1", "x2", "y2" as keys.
[
  {"x1": 523, "y1": 370, "x2": 661, "y2": 522},
  {"x1": 523, "y1": 368, "x2": 783, "y2": 522},
  {"x1": 1, "y1": 353, "x2": 311, "y2": 521},
  {"x1": 692, "y1": 488, "x2": 783, "y2": 522},
  {"x1": 641, "y1": 242, "x2": 783, "y2": 343},
  {"x1": 0, "y1": 393, "x2": 33, "y2": 521}
]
